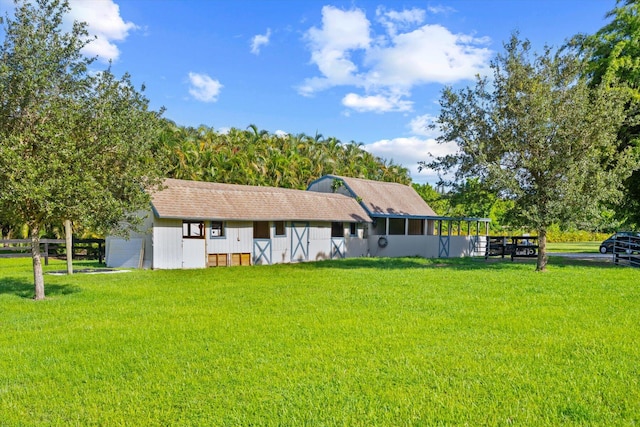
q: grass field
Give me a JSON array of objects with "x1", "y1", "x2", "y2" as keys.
[
  {"x1": 546, "y1": 241, "x2": 602, "y2": 253},
  {"x1": 1, "y1": 256, "x2": 639, "y2": 425}
]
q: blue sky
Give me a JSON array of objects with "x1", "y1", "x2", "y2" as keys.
[{"x1": 4, "y1": 0, "x2": 616, "y2": 182}]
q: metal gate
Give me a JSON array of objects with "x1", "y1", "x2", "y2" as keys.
[{"x1": 291, "y1": 222, "x2": 309, "y2": 262}]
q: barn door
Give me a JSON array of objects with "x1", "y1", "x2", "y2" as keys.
[
  {"x1": 182, "y1": 239, "x2": 206, "y2": 268},
  {"x1": 253, "y1": 239, "x2": 272, "y2": 265},
  {"x1": 331, "y1": 238, "x2": 345, "y2": 259},
  {"x1": 291, "y1": 222, "x2": 309, "y2": 262},
  {"x1": 438, "y1": 220, "x2": 450, "y2": 258}
]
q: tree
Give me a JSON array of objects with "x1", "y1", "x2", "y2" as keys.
[
  {"x1": 412, "y1": 183, "x2": 450, "y2": 215},
  {"x1": 0, "y1": 0, "x2": 165, "y2": 299},
  {"x1": 421, "y1": 34, "x2": 637, "y2": 271},
  {"x1": 570, "y1": 0, "x2": 640, "y2": 227}
]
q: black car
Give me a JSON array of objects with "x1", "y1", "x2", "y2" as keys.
[{"x1": 599, "y1": 232, "x2": 640, "y2": 254}]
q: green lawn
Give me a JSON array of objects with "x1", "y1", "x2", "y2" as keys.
[
  {"x1": 546, "y1": 241, "x2": 602, "y2": 253},
  {"x1": 1, "y1": 257, "x2": 639, "y2": 425}
]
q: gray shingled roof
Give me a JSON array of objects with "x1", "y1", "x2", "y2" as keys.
[
  {"x1": 151, "y1": 178, "x2": 370, "y2": 222},
  {"x1": 326, "y1": 175, "x2": 437, "y2": 217}
]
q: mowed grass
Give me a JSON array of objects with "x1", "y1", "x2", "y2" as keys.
[
  {"x1": 1, "y1": 257, "x2": 639, "y2": 426},
  {"x1": 547, "y1": 241, "x2": 602, "y2": 253}
]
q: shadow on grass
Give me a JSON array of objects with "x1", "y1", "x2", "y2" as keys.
[
  {"x1": 295, "y1": 256, "x2": 520, "y2": 271},
  {"x1": 548, "y1": 255, "x2": 618, "y2": 269},
  {"x1": 293, "y1": 256, "x2": 619, "y2": 271},
  {"x1": 0, "y1": 277, "x2": 81, "y2": 299}
]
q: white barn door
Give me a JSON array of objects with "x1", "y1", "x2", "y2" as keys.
[
  {"x1": 291, "y1": 222, "x2": 309, "y2": 262},
  {"x1": 253, "y1": 239, "x2": 272, "y2": 265},
  {"x1": 331, "y1": 237, "x2": 345, "y2": 259},
  {"x1": 182, "y1": 239, "x2": 206, "y2": 268}
]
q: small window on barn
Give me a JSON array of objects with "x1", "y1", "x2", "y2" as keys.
[
  {"x1": 349, "y1": 223, "x2": 357, "y2": 236},
  {"x1": 210, "y1": 221, "x2": 225, "y2": 238},
  {"x1": 389, "y1": 218, "x2": 406, "y2": 235},
  {"x1": 374, "y1": 218, "x2": 387, "y2": 235},
  {"x1": 274, "y1": 221, "x2": 286, "y2": 237},
  {"x1": 253, "y1": 221, "x2": 270, "y2": 239},
  {"x1": 331, "y1": 222, "x2": 344, "y2": 238},
  {"x1": 408, "y1": 219, "x2": 424, "y2": 235},
  {"x1": 183, "y1": 221, "x2": 205, "y2": 238}
]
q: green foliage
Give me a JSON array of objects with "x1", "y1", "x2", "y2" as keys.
[
  {"x1": 571, "y1": 0, "x2": 640, "y2": 228},
  {"x1": 411, "y1": 182, "x2": 449, "y2": 214},
  {"x1": 573, "y1": 0, "x2": 640, "y2": 100},
  {"x1": 545, "y1": 224, "x2": 610, "y2": 243},
  {"x1": 1, "y1": 257, "x2": 639, "y2": 424},
  {"x1": 156, "y1": 122, "x2": 411, "y2": 189},
  {"x1": 423, "y1": 33, "x2": 636, "y2": 270},
  {"x1": 0, "y1": 0, "x2": 165, "y2": 298}
]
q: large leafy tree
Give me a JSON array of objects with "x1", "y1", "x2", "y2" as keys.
[
  {"x1": 422, "y1": 34, "x2": 636, "y2": 271},
  {"x1": 0, "y1": 0, "x2": 165, "y2": 299},
  {"x1": 571, "y1": 0, "x2": 640, "y2": 227}
]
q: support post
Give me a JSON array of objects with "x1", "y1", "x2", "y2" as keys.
[{"x1": 65, "y1": 220, "x2": 73, "y2": 275}]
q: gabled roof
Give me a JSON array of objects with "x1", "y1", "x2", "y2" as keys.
[
  {"x1": 309, "y1": 175, "x2": 437, "y2": 218},
  {"x1": 151, "y1": 178, "x2": 370, "y2": 222}
]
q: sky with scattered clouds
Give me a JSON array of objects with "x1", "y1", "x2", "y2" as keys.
[{"x1": 1, "y1": 0, "x2": 615, "y2": 183}]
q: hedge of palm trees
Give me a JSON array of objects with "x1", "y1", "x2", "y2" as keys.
[{"x1": 155, "y1": 121, "x2": 411, "y2": 189}]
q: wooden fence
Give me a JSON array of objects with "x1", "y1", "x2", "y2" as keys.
[{"x1": 0, "y1": 238, "x2": 105, "y2": 265}]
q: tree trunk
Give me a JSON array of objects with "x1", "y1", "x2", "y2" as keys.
[
  {"x1": 31, "y1": 225, "x2": 45, "y2": 300},
  {"x1": 65, "y1": 219, "x2": 73, "y2": 275},
  {"x1": 536, "y1": 228, "x2": 548, "y2": 272}
]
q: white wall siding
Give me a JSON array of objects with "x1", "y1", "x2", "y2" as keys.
[
  {"x1": 105, "y1": 237, "x2": 144, "y2": 268},
  {"x1": 345, "y1": 236, "x2": 368, "y2": 258},
  {"x1": 207, "y1": 221, "x2": 253, "y2": 255},
  {"x1": 308, "y1": 222, "x2": 331, "y2": 261},
  {"x1": 182, "y1": 239, "x2": 206, "y2": 268},
  {"x1": 368, "y1": 235, "x2": 437, "y2": 258},
  {"x1": 105, "y1": 211, "x2": 154, "y2": 269},
  {"x1": 367, "y1": 235, "x2": 486, "y2": 259},
  {"x1": 271, "y1": 226, "x2": 290, "y2": 264},
  {"x1": 152, "y1": 218, "x2": 182, "y2": 269}
]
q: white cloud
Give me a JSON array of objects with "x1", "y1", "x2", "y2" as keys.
[
  {"x1": 299, "y1": 6, "x2": 371, "y2": 95},
  {"x1": 188, "y1": 72, "x2": 223, "y2": 102},
  {"x1": 300, "y1": 5, "x2": 492, "y2": 113},
  {"x1": 409, "y1": 114, "x2": 439, "y2": 137},
  {"x1": 376, "y1": 6, "x2": 425, "y2": 37},
  {"x1": 68, "y1": 0, "x2": 137, "y2": 62},
  {"x1": 365, "y1": 136, "x2": 457, "y2": 183},
  {"x1": 427, "y1": 5, "x2": 456, "y2": 15},
  {"x1": 365, "y1": 25, "x2": 491, "y2": 88},
  {"x1": 251, "y1": 28, "x2": 271, "y2": 55},
  {"x1": 342, "y1": 92, "x2": 412, "y2": 113}
]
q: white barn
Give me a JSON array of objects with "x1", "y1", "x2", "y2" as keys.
[
  {"x1": 308, "y1": 175, "x2": 488, "y2": 259},
  {"x1": 106, "y1": 178, "x2": 370, "y2": 269},
  {"x1": 106, "y1": 176, "x2": 489, "y2": 269}
]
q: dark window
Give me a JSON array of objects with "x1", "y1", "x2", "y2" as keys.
[
  {"x1": 253, "y1": 221, "x2": 270, "y2": 239},
  {"x1": 374, "y1": 218, "x2": 387, "y2": 235},
  {"x1": 349, "y1": 223, "x2": 357, "y2": 236},
  {"x1": 183, "y1": 221, "x2": 205, "y2": 238},
  {"x1": 408, "y1": 219, "x2": 424, "y2": 235},
  {"x1": 210, "y1": 221, "x2": 225, "y2": 238},
  {"x1": 331, "y1": 222, "x2": 344, "y2": 238},
  {"x1": 274, "y1": 221, "x2": 286, "y2": 236},
  {"x1": 389, "y1": 218, "x2": 405, "y2": 235}
]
